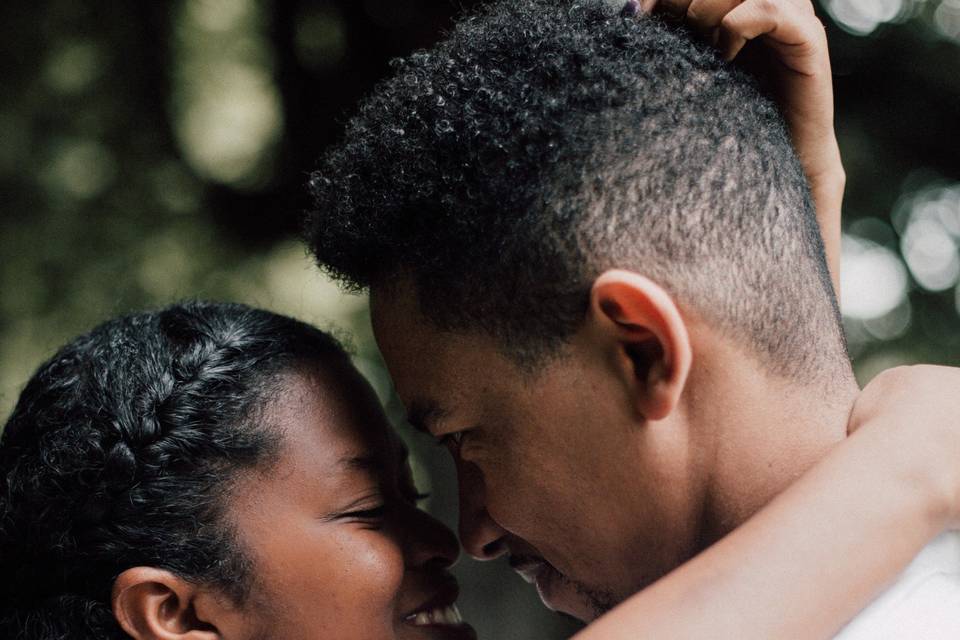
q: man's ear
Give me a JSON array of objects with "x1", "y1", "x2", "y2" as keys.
[
  {"x1": 112, "y1": 567, "x2": 223, "y2": 640},
  {"x1": 589, "y1": 269, "x2": 692, "y2": 421}
]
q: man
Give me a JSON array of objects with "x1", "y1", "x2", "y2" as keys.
[{"x1": 305, "y1": 0, "x2": 960, "y2": 635}]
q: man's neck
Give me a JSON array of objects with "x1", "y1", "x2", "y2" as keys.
[{"x1": 689, "y1": 345, "x2": 860, "y2": 548}]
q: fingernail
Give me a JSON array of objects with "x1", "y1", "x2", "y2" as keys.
[{"x1": 620, "y1": 0, "x2": 641, "y2": 17}]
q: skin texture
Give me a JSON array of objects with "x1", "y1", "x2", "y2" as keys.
[
  {"x1": 112, "y1": 365, "x2": 476, "y2": 640},
  {"x1": 574, "y1": 367, "x2": 960, "y2": 639},
  {"x1": 371, "y1": 274, "x2": 859, "y2": 622}
]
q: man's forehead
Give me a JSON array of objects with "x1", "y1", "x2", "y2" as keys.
[
  {"x1": 369, "y1": 282, "x2": 465, "y2": 367},
  {"x1": 369, "y1": 277, "x2": 419, "y2": 321}
]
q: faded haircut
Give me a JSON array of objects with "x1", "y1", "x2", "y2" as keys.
[{"x1": 305, "y1": 0, "x2": 849, "y2": 382}]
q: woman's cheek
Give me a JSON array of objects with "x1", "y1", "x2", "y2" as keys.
[{"x1": 333, "y1": 528, "x2": 407, "y2": 637}]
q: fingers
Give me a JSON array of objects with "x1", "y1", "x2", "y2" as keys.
[
  {"x1": 719, "y1": 0, "x2": 827, "y2": 63},
  {"x1": 651, "y1": 0, "x2": 740, "y2": 31},
  {"x1": 648, "y1": 0, "x2": 750, "y2": 55},
  {"x1": 685, "y1": 0, "x2": 742, "y2": 33},
  {"x1": 645, "y1": 0, "x2": 827, "y2": 70}
]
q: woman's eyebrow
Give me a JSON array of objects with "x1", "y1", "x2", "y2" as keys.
[
  {"x1": 341, "y1": 454, "x2": 384, "y2": 473},
  {"x1": 339, "y1": 437, "x2": 410, "y2": 477}
]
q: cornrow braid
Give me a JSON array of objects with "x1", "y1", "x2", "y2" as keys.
[{"x1": 0, "y1": 301, "x2": 347, "y2": 639}]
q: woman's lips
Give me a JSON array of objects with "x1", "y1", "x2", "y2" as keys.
[
  {"x1": 402, "y1": 576, "x2": 476, "y2": 638},
  {"x1": 403, "y1": 604, "x2": 476, "y2": 640},
  {"x1": 405, "y1": 603, "x2": 466, "y2": 626}
]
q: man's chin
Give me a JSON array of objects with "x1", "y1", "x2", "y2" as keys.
[{"x1": 513, "y1": 558, "x2": 615, "y2": 622}]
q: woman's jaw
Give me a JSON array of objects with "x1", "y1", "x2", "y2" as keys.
[{"x1": 221, "y1": 367, "x2": 475, "y2": 639}]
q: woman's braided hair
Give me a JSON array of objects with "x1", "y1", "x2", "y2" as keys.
[{"x1": 0, "y1": 301, "x2": 347, "y2": 638}]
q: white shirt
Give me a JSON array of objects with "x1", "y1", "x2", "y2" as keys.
[{"x1": 835, "y1": 531, "x2": 960, "y2": 639}]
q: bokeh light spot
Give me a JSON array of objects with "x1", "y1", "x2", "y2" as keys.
[
  {"x1": 863, "y1": 300, "x2": 912, "y2": 341},
  {"x1": 175, "y1": 64, "x2": 283, "y2": 186},
  {"x1": 902, "y1": 217, "x2": 960, "y2": 291},
  {"x1": 44, "y1": 39, "x2": 104, "y2": 95},
  {"x1": 185, "y1": 0, "x2": 249, "y2": 33},
  {"x1": 934, "y1": 0, "x2": 960, "y2": 42},
  {"x1": 840, "y1": 233, "x2": 910, "y2": 320},
  {"x1": 172, "y1": 0, "x2": 283, "y2": 188},
  {"x1": 41, "y1": 139, "x2": 117, "y2": 200},
  {"x1": 825, "y1": 0, "x2": 908, "y2": 35}
]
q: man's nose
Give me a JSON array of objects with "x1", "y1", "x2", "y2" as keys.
[{"x1": 456, "y1": 459, "x2": 508, "y2": 561}]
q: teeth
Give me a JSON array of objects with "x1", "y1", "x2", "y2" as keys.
[{"x1": 407, "y1": 604, "x2": 464, "y2": 626}]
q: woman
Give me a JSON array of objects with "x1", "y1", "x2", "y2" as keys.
[
  {"x1": 1, "y1": 300, "x2": 958, "y2": 640},
  {"x1": 0, "y1": 302, "x2": 475, "y2": 639}
]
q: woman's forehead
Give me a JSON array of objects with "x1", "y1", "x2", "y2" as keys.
[{"x1": 268, "y1": 367, "x2": 406, "y2": 475}]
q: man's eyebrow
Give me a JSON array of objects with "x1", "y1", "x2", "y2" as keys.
[{"x1": 406, "y1": 399, "x2": 448, "y2": 435}]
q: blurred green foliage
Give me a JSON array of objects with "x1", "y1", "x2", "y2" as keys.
[{"x1": 1, "y1": 1, "x2": 958, "y2": 638}]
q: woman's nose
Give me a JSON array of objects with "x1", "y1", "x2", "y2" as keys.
[
  {"x1": 457, "y1": 459, "x2": 508, "y2": 561},
  {"x1": 401, "y1": 502, "x2": 461, "y2": 570}
]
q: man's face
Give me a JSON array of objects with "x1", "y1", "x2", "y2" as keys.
[{"x1": 370, "y1": 285, "x2": 704, "y2": 621}]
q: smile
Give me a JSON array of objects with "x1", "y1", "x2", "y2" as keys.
[
  {"x1": 405, "y1": 604, "x2": 464, "y2": 626},
  {"x1": 402, "y1": 577, "x2": 476, "y2": 638}
]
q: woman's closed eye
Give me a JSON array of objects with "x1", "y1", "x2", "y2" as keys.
[
  {"x1": 337, "y1": 491, "x2": 431, "y2": 525},
  {"x1": 333, "y1": 491, "x2": 390, "y2": 525},
  {"x1": 341, "y1": 505, "x2": 388, "y2": 520}
]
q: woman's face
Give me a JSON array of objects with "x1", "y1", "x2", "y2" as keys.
[{"x1": 221, "y1": 364, "x2": 475, "y2": 640}]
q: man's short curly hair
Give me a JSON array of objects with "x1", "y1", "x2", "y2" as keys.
[
  {"x1": 305, "y1": 0, "x2": 848, "y2": 381},
  {"x1": 0, "y1": 301, "x2": 347, "y2": 639}
]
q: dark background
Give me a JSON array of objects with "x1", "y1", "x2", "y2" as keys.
[{"x1": 2, "y1": 1, "x2": 959, "y2": 637}]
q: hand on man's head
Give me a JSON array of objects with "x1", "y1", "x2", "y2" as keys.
[{"x1": 635, "y1": 0, "x2": 845, "y2": 289}]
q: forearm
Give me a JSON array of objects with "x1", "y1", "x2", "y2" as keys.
[
  {"x1": 574, "y1": 412, "x2": 950, "y2": 640},
  {"x1": 797, "y1": 132, "x2": 845, "y2": 295}
]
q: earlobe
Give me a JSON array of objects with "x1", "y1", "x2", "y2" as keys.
[
  {"x1": 589, "y1": 269, "x2": 692, "y2": 421},
  {"x1": 112, "y1": 567, "x2": 222, "y2": 640}
]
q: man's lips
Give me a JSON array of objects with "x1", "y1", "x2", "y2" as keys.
[
  {"x1": 508, "y1": 554, "x2": 572, "y2": 613},
  {"x1": 508, "y1": 554, "x2": 550, "y2": 584}
]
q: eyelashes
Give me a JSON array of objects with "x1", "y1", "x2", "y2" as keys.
[
  {"x1": 341, "y1": 493, "x2": 432, "y2": 522},
  {"x1": 342, "y1": 505, "x2": 388, "y2": 520},
  {"x1": 435, "y1": 431, "x2": 465, "y2": 450}
]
